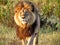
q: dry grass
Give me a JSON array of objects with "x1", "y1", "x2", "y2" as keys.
[
  {"x1": 38, "y1": 30, "x2": 60, "y2": 45},
  {"x1": 0, "y1": 24, "x2": 60, "y2": 45}
]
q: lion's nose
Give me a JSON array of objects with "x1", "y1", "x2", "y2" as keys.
[{"x1": 21, "y1": 16, "x2": 25, "y2": 19}]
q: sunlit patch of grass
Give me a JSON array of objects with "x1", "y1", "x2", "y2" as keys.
[
  {"x1": 38, "y1": 30, "x2": 60, "y2": 45},
  {"x1": 0, "y1": 24, "x2": 16, "y2": 39},
  {"x1": 0, "y1": 24, "x2": 22, "y2": 45}
]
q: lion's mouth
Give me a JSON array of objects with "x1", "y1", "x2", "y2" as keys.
[
  {"x1": 18, "y1": 15, "x2": 28, "y2": 25},
  {"x1": 21, "y1": 19, "x2": 28, "y2": 24}
]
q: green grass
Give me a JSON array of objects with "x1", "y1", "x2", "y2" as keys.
[
  {"x1": 38, "y1": 29, "x2": 60, "y2": 45},
  {"x1": 0, "y1": 24, "x2": 15, "y2": 39},
  {"x1": 0, "y1": 24, "x2": 60, "y2": 45},
  {"x1": 0, "y1": 24, "x2": 22, "y2": 45}
]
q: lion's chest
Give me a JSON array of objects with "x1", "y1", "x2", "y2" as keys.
[{"x1": 16, "y1": 26, "x2": 34, "y2": 39}]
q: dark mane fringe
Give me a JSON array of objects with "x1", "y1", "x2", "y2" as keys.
[{"x1": 16, "y1": 19, "x2": 37, "y2": 39}]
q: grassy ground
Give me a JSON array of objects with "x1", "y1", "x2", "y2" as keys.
[
  {"x1": 0, "y1": 0, "x2": 60, "y2": 45},
  {"x1": 0, "y1": 23, "x2": 60, "y2": 45},
  {"x1": 38, "y1": 29, "x2": 60, "y2": 45},
  {"x1": 0, "y1": 24, "x2": 22, "y2": 45}
]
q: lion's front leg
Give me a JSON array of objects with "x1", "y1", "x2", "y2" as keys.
[
  {"x1": 21, "y1": 40, "x2": 25, "y2": 45},
  {"x1": 26, "y1": 34, "x2": 38, "y2": 45}
]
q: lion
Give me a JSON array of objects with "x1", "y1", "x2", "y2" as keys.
[{"x1": 14, "y1": 1, "x2": 40, "y2": 45}]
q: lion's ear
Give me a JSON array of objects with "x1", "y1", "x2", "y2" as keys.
[
  {"x1": 33, "y1": 2, "x2": 40, "y2": 10},
  {"x1": 30, "y1": 2, "x2": 39, "y2": 12}
]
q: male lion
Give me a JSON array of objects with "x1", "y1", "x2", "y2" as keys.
[{"x1": 14, "y1": 1, "x2": 40, "y2": 45}]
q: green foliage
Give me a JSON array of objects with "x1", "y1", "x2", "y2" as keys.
[
  {"x1": 0, "y1": 0, "x2": 8, "y2": 5},
  {"x1": 0, "y1": 0, "x2": 15, "y2": 27}
]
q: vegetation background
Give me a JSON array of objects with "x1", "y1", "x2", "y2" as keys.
[{"x1": 0, "y1": 0, "x2": 60, "y2": 45}]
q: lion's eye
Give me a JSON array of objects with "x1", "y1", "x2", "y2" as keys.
[{"x1": 15, "y1": 10, "x2": 17, "y2": 13}]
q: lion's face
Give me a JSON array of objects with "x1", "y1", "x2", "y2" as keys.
[{"x1": 14, "y1": 1, "x2": 36, "y2": 29}]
